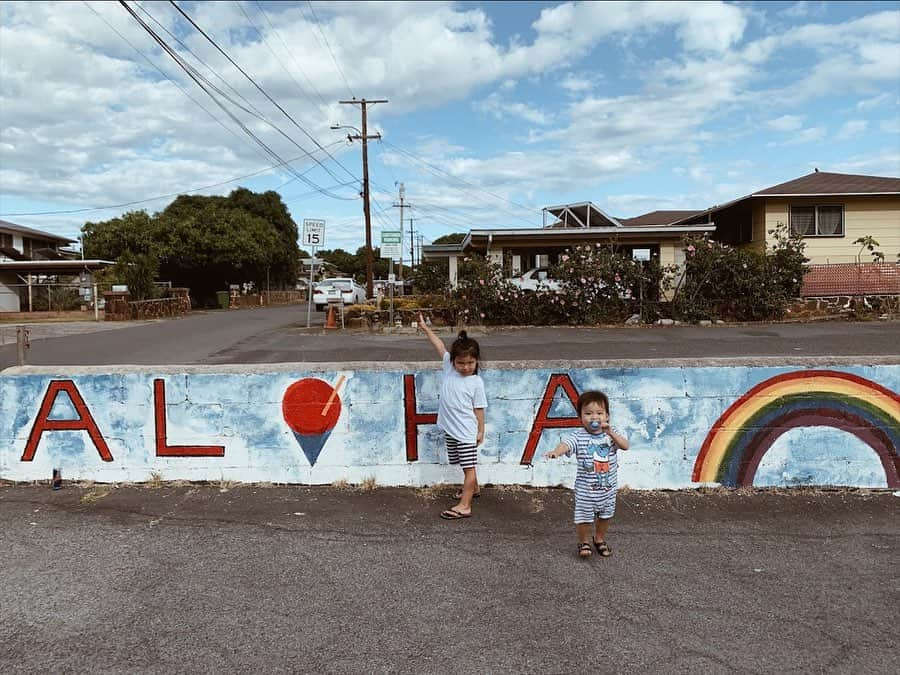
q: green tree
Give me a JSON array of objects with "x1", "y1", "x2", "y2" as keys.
[
  {"x1": 82, "y1": 210, "x2": 160, "y2": 260},
  {"x1": 116, "y1": 250, "x2": 160, "y2": 301},
  {"x1": 81, "y1": 189, "x2": 301, "y2": 307}
]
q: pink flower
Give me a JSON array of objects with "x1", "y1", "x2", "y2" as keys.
[
  {"x1": 580, "y1": 277, "x2": 586, "y2": 284},
  {"x1": 480, "y1": 312, "x2": 485, "y2": 318},
  {"x1": 561, "y1": 254, "x2": 569, "y2": 262},
  {"x1": 614, "y1": 274, "x2": 621, "y2": 282},
  {"x1": 687, "y1": 245, "x2": 696, "y2": 252},
  {"x1": 479, "y1": 279, "x2": 484, "y2": 285}
]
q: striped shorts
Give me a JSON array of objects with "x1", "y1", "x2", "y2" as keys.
[
  {"x1": 573, "y1": 480, "x2": 616, "y2": 524},
  {"x1": 445, "y1": 434, "x2": 478, "y2": 469}
]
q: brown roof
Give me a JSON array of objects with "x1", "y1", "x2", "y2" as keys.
[
  {"x1": 618, "y1": 210, "x2": 702, "y2": 227},
  {"x1": 754, "y1": 171, "x2": 900, "y2": 196}
]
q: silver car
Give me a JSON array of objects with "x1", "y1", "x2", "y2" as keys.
[{"x1": 312, "y1": 277, "x2": 367, "y2": 311}]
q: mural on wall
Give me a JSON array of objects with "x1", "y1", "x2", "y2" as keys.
[
  {"x1": 2, "y1": 365, "x2": 898, "y2": 488},
  {"x1": 282, "y1": 376, "x2": 345, "y2": 465},
  {"x1": 693, "y1": 370, "x2": 900, "y2": 488}
]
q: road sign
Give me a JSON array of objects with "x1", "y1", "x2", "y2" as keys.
[
  {"x1": 381, "y1": 230, "x2": 402, "y2": 259},
  {"x1": 303, "y1": 219, "x2": 325, "y2": 247}
]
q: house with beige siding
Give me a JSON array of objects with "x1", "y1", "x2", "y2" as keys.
[{"x1": 423, "y1": 171, "x2": 899, "y2": 296}]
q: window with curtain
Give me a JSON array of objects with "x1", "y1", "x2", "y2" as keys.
[{"x1": 790, "y1": 205, "x2": 844, "y2": 236}]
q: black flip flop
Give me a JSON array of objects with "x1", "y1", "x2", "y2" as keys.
[{"x1": 440, "y1": 508, "x2": 472, "y2": 520}]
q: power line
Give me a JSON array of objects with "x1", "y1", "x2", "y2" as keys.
[
  {"x1": 167, "y1": 0, "x2": 359, "y2": 184},
  {"x1": 305, "y1": 0, "x2": 355, "y2": 99},
  {"x1": 134, "y1": 0, "x2": 267, "y2": 120},
  {"x1": 0, "y1": 142, "x2": 347, "y2": 218},
  {"x1": 83, "y1": 1, "x2": 268, "y2": 164},
  {"x1": 119, "y1": 1, "x2": 355, "y2": 201},
  {"x1": 238, "y1": 0, "x2": 329, "y2": 111},
  {"x1": 381, "y1": 140, "x2": 541, "y2": 226}
]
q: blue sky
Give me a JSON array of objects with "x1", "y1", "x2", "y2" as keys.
[{"x1": 1, "y1": 1, "x2": 898, "y2": 256}]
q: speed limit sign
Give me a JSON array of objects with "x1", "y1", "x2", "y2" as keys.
[{"x1": 302, "y1": 219, "x2": 325, "y2": 247}]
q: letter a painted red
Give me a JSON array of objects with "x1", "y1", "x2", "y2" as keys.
[
  {"x1": 519, "y1": 373, "x2": 581, "y2": 465},
  {"x1": 21, "y1": 380, "x2": 113, "y2": 461}
]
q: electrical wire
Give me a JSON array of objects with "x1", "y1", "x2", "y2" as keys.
[
  {"x1": 251, "y1": 0, "x2": 330, "y2": 109},
  {"x1": 168, "y1": 0, "x2": 359, "y2": 184},
  {"x1": 381, "y1": 140, "x2": 541, "y2": 226},
  {"x1": 134, "y1": 0, "x2": 268, "y2": 120},
  {"x1": 119, "y1": 1, "x2": 356, "y2": 201},
  {"x1": 0, "y1": 142, "x2": 347, "y2": 218},
  {"x1": 304, "y1": 0, "x2": 355, "y2": 100}
]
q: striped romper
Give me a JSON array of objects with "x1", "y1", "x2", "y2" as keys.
[{"x1": 563, "y1": 428, "x2": 622, "y2": 524}]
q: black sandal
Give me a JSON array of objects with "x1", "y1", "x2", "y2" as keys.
[
  {"x1": 594, "y1": 540, "x2": 611, "y2": 557},
  {"x1": 578, "y1": 543, "x2": 592, "y2": 558}
]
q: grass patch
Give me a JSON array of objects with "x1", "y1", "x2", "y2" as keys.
[
  {"x1": 331, "y1": 479, "x2": 350, "y2": 489},
  {"x1": 148, "y1": 472, "x2": 163, "y2": 489},
  {"x1": 80, "y1": 487, "x2": 110, "y2": 504},
  {"x1": 358, "y1": 476, "x2": 378, "y2": 491},
  {"x1": 415, "y1": 483, "x2": 448, "y2": 500}
]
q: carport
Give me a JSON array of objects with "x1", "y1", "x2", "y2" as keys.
[{"x1": 0, "y1": 259, "x2": 115, "y2": 315}]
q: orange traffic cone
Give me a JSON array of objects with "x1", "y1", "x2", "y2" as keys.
[{"x1": 325, "y1": 304, "x2": 337, "y2": 329}]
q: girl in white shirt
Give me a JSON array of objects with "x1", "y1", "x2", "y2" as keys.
[{"x1": 417, "y1": 313, "x2": 487, "y2": 520}]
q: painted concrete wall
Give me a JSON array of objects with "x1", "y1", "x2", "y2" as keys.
[{"x1": 1, "y1": 360, "x2": 898, "y2": 489}]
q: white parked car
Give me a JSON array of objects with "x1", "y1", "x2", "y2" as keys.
[
  {"x1": 508, "y1": 267, "x2": 561, "y2": 293},
  {"x1": 312, "y1": 277, "x2": 367, "y2": 311}
]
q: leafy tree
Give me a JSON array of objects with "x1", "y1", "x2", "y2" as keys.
[
  {"x1": 414, "y1": 259, "x2": 450, "y2": 294},
  {"x1": 116, "y1": 250, "x2": 160, "y2": 301},
  {"x1": 82, "y1": 211, "x2": 160, "y2": 260},
  {"x1": 81, "y1": 189, "x2": 301, "y2": 307}
]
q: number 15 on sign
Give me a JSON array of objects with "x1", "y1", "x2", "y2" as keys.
[{"x1": 303, "y1": 219, "x2": 325, "y2": 247}]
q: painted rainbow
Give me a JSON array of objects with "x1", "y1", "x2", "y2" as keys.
[{"x1": 692, "y1": 370, "x2": 900, "y2": 488}]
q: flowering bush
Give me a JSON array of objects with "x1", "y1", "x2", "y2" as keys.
[
  {"x1": 549, "y1": 243, "x2": 674, "y2": 324},
  {"x1": 449, "y1": 255, "x2": 565, "y2": 325},
  {"x1": 672, "y1": 225, "x2": 807, "y2": 322}
]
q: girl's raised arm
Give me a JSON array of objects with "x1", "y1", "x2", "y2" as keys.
[{"x1": 417, "y1": 312, "x2": 447, "y2": 359}]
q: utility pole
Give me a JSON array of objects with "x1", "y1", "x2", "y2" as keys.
[
  {"x1": 338, "y1": 97, "x2": 387, "y2": 299},
  {"x1": 393, "y1": 183, "x2": 405, "y2": 283},
  {"x1": 408, "y1": 217, "x2": 415, "y2": 273}
]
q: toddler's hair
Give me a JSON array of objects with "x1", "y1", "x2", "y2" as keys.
[
  {"x1": 450, "y1": 330, "x2": 481, "y2": 373},
  {"x1": 577, "y1": 390, "x2": 609, "y2": 415}
]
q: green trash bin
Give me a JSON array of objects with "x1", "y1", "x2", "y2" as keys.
[{"x1": 216, "y1": 290, "x2": 230, "y2": 309}]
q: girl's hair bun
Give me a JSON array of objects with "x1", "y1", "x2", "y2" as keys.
[{"x1": 458, "y1": 330, "x2": 468, "y2": 340}]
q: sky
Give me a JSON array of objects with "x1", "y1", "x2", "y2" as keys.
[{"x1": 1, "y1": 1, "x2": 898, "y2": 258}]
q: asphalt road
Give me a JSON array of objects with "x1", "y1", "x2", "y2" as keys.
[
  {"x1": 1, "y1": 484, "x2": 897, "y2": 673},
  {"x1": 1, "y1": 304, "x2": 898, "y2": 368}
]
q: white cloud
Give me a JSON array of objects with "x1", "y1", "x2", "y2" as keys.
[
  {"x1": 473, "y1": 92, "x2": 551, "y2": 125},
  {"x1": 782, "y1": 126, "x2": 828, "y2": 145},
  {"x1": 835, "y1": 119, "x2": 868, "y2": 140},
  {"x1": 779, "y1": 2, "x2": 828, "y2": 19},
  {"x1": 833, "y1": 151, "x2": 900, "y2": 176},
  {"x1": 767, "y1": 115, "x2": 805, "y2": 132},
  {"x1": 559, "y1": 73, "x2": 593, "y2": 93},
  {"x1": 880, "y1": 118, "x2": 900, "y2": 134},
  {"x1": 857, "y1": 93, "x2": 893, "y2": 110}
]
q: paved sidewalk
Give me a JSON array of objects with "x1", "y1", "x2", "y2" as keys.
[{"x1": 1, "y1": 484, "x2": 897, "y2": 673}]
